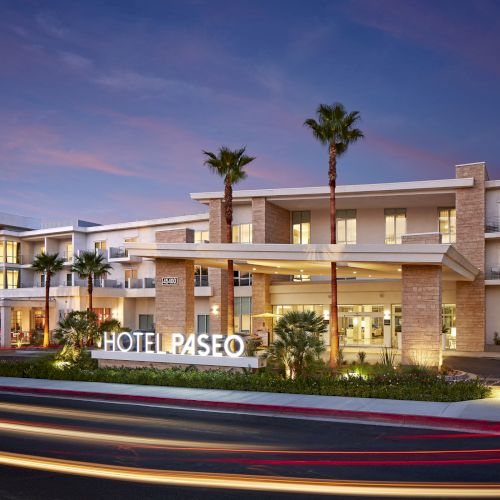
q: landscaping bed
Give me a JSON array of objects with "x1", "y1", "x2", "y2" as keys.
[{"x1": 0, "y1": 357, "x2": 490, "y2": 402}]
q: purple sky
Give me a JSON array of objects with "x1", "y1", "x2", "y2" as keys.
[{"x1": 1, "y1": 0, "x2": 500, "y2": 224}]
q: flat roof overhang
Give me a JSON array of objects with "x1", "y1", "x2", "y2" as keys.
[{"x1": 127, "y1": 243, "x2": 479, "y2": 282}]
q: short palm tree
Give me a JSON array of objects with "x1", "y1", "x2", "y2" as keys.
[
  {"x1": 267, "y1": 310, "x2": 326, "y2": 379},
  {"x1": 304, "y1": 103, "x2": 364, "y2": 368},
  {"x1": 203, "y1": 146, "x2": 255, "y2": 334},
  {"x1": 32, "y1": 252, "x2": 65, "y2": 347},
  {"x1": 72, "y1": 251, "x2": 112, "y2": 311}
]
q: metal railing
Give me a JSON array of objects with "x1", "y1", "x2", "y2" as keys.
[
  {"x1": 486, "y1": 217, "x2": 500, "y2": 233},
  {"x1": 109, "y1": 247, "x2": 128, "y2": 259},
  {"x1": 194, "y1": 275, "x2": 209, "y2": 287},
  {"x1": 486, "y1": 266, "x2": 500, "y2": 280}
]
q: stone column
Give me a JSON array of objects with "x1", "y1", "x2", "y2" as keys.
[
  {"x1": 401, "y1": 265, "x2": 442, "y2": 366},
  {"x1": 208, "y1": 199, "x2": 228, "y2": 334},
  {"x1": 0, "y1": 305, "x2": 12, "y2": 348},
  {"x1": 251, "y1": 198, "x2": 290, "y2": 337},
  {"x1": 401, "y1": 232, "x2": 443, "y2": 367},
  {"x1": 155, "y1": 229, "x2": 194, "y2": 352},
  {"x1": 455, "y1": 163, "x2": 486, "y2": 351}
]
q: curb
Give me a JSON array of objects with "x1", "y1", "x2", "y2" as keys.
[{"x1": 1, "y1": 384, "x2": 499, "y2": 434}]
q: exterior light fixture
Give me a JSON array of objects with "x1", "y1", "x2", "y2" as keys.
[
  {"x1": 252, "y1": 267, "x2": 257, "y2": 271},
  {"x1": 353, "y1": 271, "x2": 357, "y2": 274},
  {"x1": 211, "y1": 304, "x2": 219, "y2": 315},
  {"x1": 398, "y1": 268, "x2": 402, "y2": 272}
]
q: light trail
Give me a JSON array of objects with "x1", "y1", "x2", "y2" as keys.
[
  {"x1": 0, "y1": 451, "x2": 499, "y2": 497},
  {"x1": 0, "y1": 418, "x2": 499, "y2": 457}
]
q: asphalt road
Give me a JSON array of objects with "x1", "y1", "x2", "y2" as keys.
[{"x1": 0, "y1": 392, "x2": 498, "y2": 499}]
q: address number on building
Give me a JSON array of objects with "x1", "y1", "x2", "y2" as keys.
[{"x1": 161, "y1": 277, "x2": 178, "y2": 286}]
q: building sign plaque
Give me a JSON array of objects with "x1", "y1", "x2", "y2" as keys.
[{"x1": 161, "y1": 277, "x2": 178, "y2": 286}]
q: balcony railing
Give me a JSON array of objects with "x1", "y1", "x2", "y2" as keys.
[
  {"x1": 486, "y1": 217, "x2": 500, "y2": 233},
  {"x1": 109, "y1": 247, "x2": 128, "y2": 259},
  {"x1": 125, "y1": 278, "x2": 156, "y2": 289},
  {"x1": 195, "y1": 275, "x2": 209, "y2": 287},
  {"x1": 486, "y1": 266, "x2": 500, "y2": 280}
]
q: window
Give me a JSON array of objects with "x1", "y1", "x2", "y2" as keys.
[
  {"x1": 197, "y1": 315, "x2": 210, "y2": 334},
  {"x1": 292, "y1": 211, "x2": 311, "y2": 244},
  {"x1": 94, "y1": 240, "x2": 107, "y2": 252},
  {"x1": 194, "y1": 230, "x2": 209, "y2": 243},
  {"x1": 0, "y1": 270, "x2": 3, "y2": 289},
  {"x1": 336, "y1": 210, "x2": 357, "y2": 244},
  {"x1": 232, "y1": 223, "x2": 252, "y2": 243},
  {"x1": 194, "y1": 265, "x2": 209, "y2": 286},
  {"x1": 385, "y1": 209, "x2": 406, "y2": 244},
  {"x1": 442, "y1": 304, "x2": 456, "y2": 350},
  {"x1": 33, "y1": 309, "x2": 45, "y2": 332},
  {"x1": 40, "y1": 273, "x2": 46, "y2": 287},
  {"x1": 139, "y1": 314, "x2": 154, "y2": 331},
  {"x1": 6, "y1": 269, "x2": 20, "y2": 289},
  {"x1": 6, "y1": 241, "x2": 20, "y2": 264},
  {"x1": 439, "y1": 208, "x2": 456, "y2": 243},
  {"x1": 11, "y1": 311, "x2": 22, "y2": 332},
  {"x1": 273, "y1": 304, "x2": 325, "y2": 343},
  {"x1": 65, "y1": 243, "x2": 73, "y2": 262},
  {"x1": 338, "y1": 305, "x2": 385, "y2": 346},
  {"x1": 293, "y1": 274, "x2": 311, "y2": 282},
  {"x1": 234, "y1": 297, "x2": 252, "y2": 333},
  {"x1": 0, "y1": 242, "x2": 4, "y2": 263},
  {"x1": 66, "y1": 273, "x2": 73, "y2": 286},
  {"x1": 92, "y1": 308, "x2": 112, "y2": 325},
  {"x1": 234, "y1": 271, "x2": 252, "y2": 286}
]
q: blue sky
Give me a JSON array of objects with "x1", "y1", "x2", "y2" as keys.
[{"x1": 1, "y1": 0, "x2": 499, "y2": 223}]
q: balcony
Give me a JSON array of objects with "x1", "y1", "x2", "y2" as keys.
[
  {"x1": 125, "y1": 278, "x2": 155, "y2": 289},
  {"x1": 194, "y1": 275, "x2": 209, "y2": 287},
  {"x1": 486, "y1": 266, "x2": 500, "y2": 282},
  {"x1": 108, "y1": 247, "x2": 142, "y2": 263}
]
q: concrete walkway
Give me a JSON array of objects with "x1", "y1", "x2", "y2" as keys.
[{"x1": 0, "y1": 376, "x2": 499, "y2": 432}]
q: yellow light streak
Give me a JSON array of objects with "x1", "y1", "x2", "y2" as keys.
[{"x1": 0, "y1": 451, "x2": 499, "y2": 497}]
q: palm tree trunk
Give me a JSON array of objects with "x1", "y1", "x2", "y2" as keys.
[
  {"x1": 87, "y1": 276, "x2": 93, "y2": 312},
  {"x1": 225, "y1": 180, "x2": 234, "y2": 335},
  {"x1": 43, "y1": 272, "x2": 51, "y2": 348},
  {"x1": 329, "y1": 143, "x2": 339, "y2": 369}
]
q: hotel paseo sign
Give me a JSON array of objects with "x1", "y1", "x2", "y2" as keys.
[{"x1": 91, "y1": 331, "x2": 262, "y2": 369}]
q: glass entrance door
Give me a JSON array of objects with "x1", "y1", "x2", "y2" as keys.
[{"x1": 339, "y1": 305, "x2": 384, "y2": 346}]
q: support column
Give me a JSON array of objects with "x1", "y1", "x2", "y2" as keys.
[
  {"x1": 401, "y1": 265, "x2": 442, "y2": 367},
  {"x1": 455, "y1": 163, "x2": 486, "y2": 351},
  {"x1": 208, "y1": 199, "x2": 228, "y2": 334},
  {"x1": 251, "y1": 273, "x2": 271, "y2": 340},
  {"x1": 0, "y1": 305, "x2": 12, "y2": 348},
  {"x1": 155, "y1": 229, "x2": 194, "y2": 352}
]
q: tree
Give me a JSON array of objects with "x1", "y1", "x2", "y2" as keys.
[
  {"x1": 266, "y1": 310, "x2": 326, "y2": 379},
  {"x1": 54, "y1": 310, "x2": 98, "y2": 364},
  {"x1": 304, "y1": 103, "x2": 363, "y2": 368},
  {"x1": 203, "y1": 146, "x2": 255, "y2": 334},
  {"x1": 72, "y1": 251, "x2": 112, "y2": 311},
  {"x1": 31, "y1": 252, "x2": 65, "y2": 347}
]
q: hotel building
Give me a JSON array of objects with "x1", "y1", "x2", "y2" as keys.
[{"x1": 1, "y1": 162, "x2": 500, "y2": 365}]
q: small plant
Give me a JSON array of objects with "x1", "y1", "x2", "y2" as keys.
[
  {"x1": 379, "y1": 347, "x2": 396, "y2": 370},
  {"x1": 494, "y1": 332, "x2": 500, "y2": 345},
  {"x1": 357, "y1": 351, "x2": 367, "y2": 364}
]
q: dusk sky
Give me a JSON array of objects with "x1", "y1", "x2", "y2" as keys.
[{"x1": 2, "y1": 0, "x2": 500, "y2": 224}]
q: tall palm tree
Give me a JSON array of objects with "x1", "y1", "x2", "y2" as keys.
[
  {"x1": 304, "y1": 103, "x2": 364, "y2": 368},
  {"x1": 203, "y1": 146, "x2": 255, "y2": 334},
  {"x1": 32, "y1": 252, "x2": 65, "y2": 347},
  {"x1": 72, "y1": 251, "x2": 112, "y2": 311}
]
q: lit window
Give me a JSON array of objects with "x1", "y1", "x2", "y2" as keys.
[
  {"x1": 11, "y1": 310, "x2": 22, "y2": 332},
  {"x1": 292, "y1": 211, "x2": 311, "y2": 244},
  {"x1": 336, "y1": 210, "x2": 356, "y2": 244},
  {"x1": 0, "y1": 270, "x2": 4, "y2": 289},
  {"x1": 234, "y1": 297, "x2": 252, "y2": 333},
  {"x1": 6, "y1": 241, "x2": 20, "y2": 264},
  {"x1": 194, "y1": 230, "x2": 209, "y2": 243},
  {"x1": 439, "y1": 208, "x2": 456, "y2": 243},
  {"x1": 293, "y1": 274, "x2": 311, "y2": 282},
  {"x1": 385, "y1": 209, "x2": 406, "y2": 244},
  {"x1": 65, "y1": 243, "x2": 73, "y2": 262},
  {"x1": 6, "y1": 269, "x2": 20, "y2": 289},
  {"x1": 94, "y1": 240, "x2": 107, "y2": 251},
  {"x1": 0, "y1": 242, "x2": 4, "y2": 263},
  {"x1": 232, "y1": 223, "x2": 252, "y2": 243}
]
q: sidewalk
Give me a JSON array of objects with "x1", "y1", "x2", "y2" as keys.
[{"x1": 0, "y1": 376, "x2": 499, "y2": 433}]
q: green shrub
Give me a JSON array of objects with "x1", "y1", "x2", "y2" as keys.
[{"x1": 0, "y1": 356, "x2": 490, "y2": 402}]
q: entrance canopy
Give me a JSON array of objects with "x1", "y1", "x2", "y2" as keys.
[{"x1": 127, "y1": 243, "x2": 478, "y2": 282}]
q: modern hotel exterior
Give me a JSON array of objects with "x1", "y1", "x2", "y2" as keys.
[{"x1": 1, "y1": 162, "x2": 500, "y2": 365}]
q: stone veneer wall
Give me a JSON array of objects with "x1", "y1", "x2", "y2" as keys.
[
  {"x1": 208, "y1": 199, "x2": 228, "y2": 334},
  {"x1": 251, "y1": 198, "x2": 291, "y2": 335},
  {"x1": 455, "y1": 163, "x2": 486, "y2": 351},
  {"x1": 154, "y1": 229, "x2": 194, "y2": 352},
  {"x1": 401, "y1": 265, "x2": 443, "y2": 366}
]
